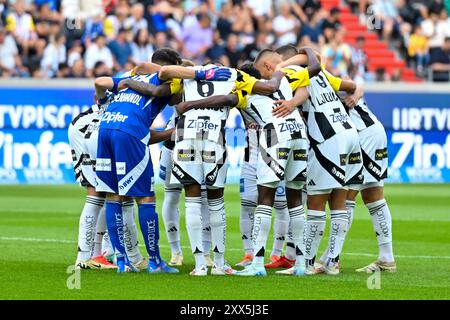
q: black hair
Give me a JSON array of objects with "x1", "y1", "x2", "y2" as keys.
[
  {"x1": 254, "y1": 48, "x2": 276, "y2": 64},
  {"x1": 238, "y1": 62, "x2": 261, "y2": 79},
  {"x1": 275, "y1": 45, "x2": 299, "y2": 59},
  {"x1": 151, "y1": 47, "x2": 182, "y2": 66}
]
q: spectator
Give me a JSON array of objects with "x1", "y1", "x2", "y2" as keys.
[
  {"x1": 372, "y1": 0, "x2": 401, "y2": 41},
  {"x1": 322, "y1": 28, "x2": 352, "y2": 76},
  {"x1": 408, "y1": 24, "x2": 429, "y2": 73},
  {"x1": 321, "y1": 7, "x2": 341, "y2": 31},
  {"x1": 40, "y1": 33, "x2": 66, "y2": 78},
  {"x1": 84, "y1": 34, "x2": 113, "y2": 77},
  {"x1": 131, "y1": 28, "x2": 154, "y2": 63},
  {"x1": 243, "y1": 32, "x2": 270, "y2": 62},
  {"x1": 430, "y1": 36, "x2": 450, "y2": 81},
  {"x1": 350, "y1": 36, "x2": 369, "y2": 83},
  {"x1": 154, "y1": 31, "x2": 169, "y2": 49},
  {"x1": 68, "y1": 58, "x2": 86, "y2": 77},
  {"x1": 108, "y1": 28, "x2": 132, "y2": 70},
  {"x1": 67, "y1": 40, "x2": 83, "y2": 67},
  {"x1": 206, "y1": 29, "x2": 227, "y2": 64},
  {"x1": 180, "y1": 13, "x2": 213, "y2": 62},
  {"x1": 272, "y1": 2, "x2": 300, "y2": 46},
  {"x1": 421, "y1": 8, "x2": 450, "y2": 55},
  {"x1": 0, "y1": 26, "x2": 27, "y2": 77},
  {"x1": 5, "y1": 0, "x2": 38, "y2": 56},
  {"x1": 103, "y1": 4, "x2": 129, "y2": 40},
  {"x1": 300, "y1": 9, "x2": 325, "y2": 45},
  {"x1": 124, "y1": 3, "x2": 148, "y2": 36},
  {"x1": 92, "y1": 60, "x2": 112, "y2": 77},
  {"x1": 82, "y1": 13, "x2": 105, "y2": 46},
  {"x1": 224, "y1": 33, "x2": 242, "y2": 67}
]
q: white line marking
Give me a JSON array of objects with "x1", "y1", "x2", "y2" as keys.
[{"x1": 1, "y1": 236, "x2": 450, "y2": 260}]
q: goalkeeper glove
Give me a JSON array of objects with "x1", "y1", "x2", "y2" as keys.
[{"x1": 194, "y1": 67, "x2": 232, "y2": 81}]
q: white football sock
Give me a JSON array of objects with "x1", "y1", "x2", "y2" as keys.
[
  {"x1": 122, "y1": 200, "x2": 143, "y2": 264},
  {"x1": 304, "y1": 210, "x2": 326, "y2": 265},
  {"x1": 285, "y1": 222, "x2": 296, "y2": 260},
  {"x1": 367, "y1": 199, "x2": 394, "y2": 262},
  {"x1": 288, "y1": 206, "x2": 306, "y2": 267},
  {"x1": 77, "y1": 196, "x2": 104, "y2": 261},
  {"x1": 162, "y1": 187, "x2": 182, "y2": 254},
  {"x1": 208, "y1": 196, "x2": 226, "y2": 268},
  {"x1": 93, "y1": 205, "x2": 106, "y2": 257},
  {"x1": 326, "y1": 210, "x2": 350, "y2": 266},
  {"x1": 201, "y1": 190, "x2": 212, "y2": 253},
  {"x1": 319, "y1": 200, "x2": 356, "y2": 263},
  {"x1": 252, "y1": 205, "x2": 272, "y2": 267},
  {"x1": 346, "y1": 200, "x2": 356, "y2": 230},
  {"x1": 102, "y1": 232, "x2": 114, "y2": 258},
  {"x1": 240, "y1": 200, "x2": 256, "y2": 255},
  {"x1": 271, "y1": 201, "x2": 289, "y2": 257},
  {"x1": 185, "y1": 197, "x2": 205, "y2": 268}
]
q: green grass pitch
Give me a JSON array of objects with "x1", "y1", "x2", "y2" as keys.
[{"x1": 0, "y1": 184, "x2": 449, "y2": 300}]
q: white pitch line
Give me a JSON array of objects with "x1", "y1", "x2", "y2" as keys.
[{"x1": 1, "y1": 236, "x2": 450, "y2": 260}]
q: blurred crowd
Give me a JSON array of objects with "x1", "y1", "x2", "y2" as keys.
[{"x1": 0, "y1": 0, "x2": 450, "y2": 81}]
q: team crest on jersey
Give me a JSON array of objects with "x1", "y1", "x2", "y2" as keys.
[
  {"x1": 277, "y1": 148, "x2": 289, "y2": 160},
  {"x1": 177, "y1": 149, "x2": 195, "y2": 162},
  {"x1": 293, "y1": 149, "x2": 307, "y2": 161}
]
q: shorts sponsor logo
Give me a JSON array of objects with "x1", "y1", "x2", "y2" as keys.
[
  {"x1": 119, "y1": 175, "x2": 134, "y2": 191},
  {"x1": 96, "y1": 158, "x2": 111, "y2": 171},
  {"x1": 340, "y1": 154, "x2": 347, "y2": 166},
  {"x1": 101, "y1": 112, "x2": 129, "y2": 124},
  {"x1": 172, "y1": 165, "x2": 185, "y2": 179},
  {"x1": 375, "y1": 148, "x2": 388, "y2": 160},
  {"x1": 293, "y1": 149, "x2": 307, "y2": 161},
  {"x1": 332, "y1": 166, "x2": 345, "y2": 181},
  {"x1": 202, "y1": 151, "x2": 216, "y2": 163},
  {"x1": 207, "y1": 167, "x2": 219, "y2": 182},
  {"x1": 177, "y1": 149, "x2": 195, "y2": 162},
  {"x1": 116, "y1": 162, "x2": 126, "y2": 175},
  {"x1": 348, "y1": 152, "x2": 362, "y2": 164},
  {"x1": 277, "y1": 148, "x2": 289, "y2": 160}
]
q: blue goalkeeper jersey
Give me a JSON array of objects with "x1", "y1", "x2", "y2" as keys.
[{"x1": 100, "y1": 73, "x2": 169, "y2": 144}]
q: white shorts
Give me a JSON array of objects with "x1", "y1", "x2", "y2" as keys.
[
  {"x1": 68, "y1": 109, "x2": 100, "y2": 188},
  {"x1": 307, "y1": 128, "x2": 363, "y2": 195},
  {"x1": 359, "y1": 122, "x2": 388, "y2": 184},
  {"x1": 257, "y1": 136, "x2": 309, "y2": 190},
  {"x1": 170, "y1": 139, "x2": 228, "y2": 189},
  {"x1": 240, "y1": 161, "x2": 288, "y2": 205},
  {"x1": 159, "y1": 145, "x2": 182, "y2": 189}
]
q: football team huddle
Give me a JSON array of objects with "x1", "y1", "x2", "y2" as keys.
[{"x1": 69, "y1": 45, "x2": 396, "y2": 277}]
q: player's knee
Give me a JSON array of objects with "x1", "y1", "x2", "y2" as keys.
[{"x1": 361, "y1": 187, "x2": 384, "y2": 204}]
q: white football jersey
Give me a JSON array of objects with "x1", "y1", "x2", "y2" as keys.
[
  {"x1": 245, "y1": 77, "x2": 307, "y2": 145},
  {"x1": 303, "y1": 71, "x2": 355, "y2": 144},
  {"x1": 347, "y1": 98, "x2": 381, "y2": 132},
  {"x1": 176, "y1": 67, "x2": 238, "y2": 144}
]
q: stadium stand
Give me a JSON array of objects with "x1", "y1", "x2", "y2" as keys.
[{"x1": 0, "y1": 0, "x2": 449, "y2": 82}]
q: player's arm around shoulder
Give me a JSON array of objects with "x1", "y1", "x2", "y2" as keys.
[
  {"x1": 175, "y1": 93, "x2": 239, "y2": 115},
  {"x1": 272, "y1": 86, "x2": 310, "y2": 118}
]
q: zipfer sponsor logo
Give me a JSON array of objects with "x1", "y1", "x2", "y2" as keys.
[
  {"x1": 101, "y1": 112, "x2": 129, "y2": 124},
  {"x1": 187, "y1": 119, "x2": 219, "y2": 131}
]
